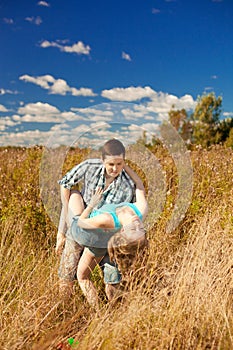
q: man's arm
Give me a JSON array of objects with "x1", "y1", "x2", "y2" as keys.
[
  {"x1": 58, "y1": 186, "x2": 71, "y2": 231},
  {"x1": 55, "y1": 187, "x2": 71, "y2": 255}
]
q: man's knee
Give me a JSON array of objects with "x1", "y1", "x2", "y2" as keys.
[
  {"x1": 59, "y1": 279, "x2": 74, "y2": 299},
  {"x1": 58, "y1": 238, "x2": 83, "y2": 280}
]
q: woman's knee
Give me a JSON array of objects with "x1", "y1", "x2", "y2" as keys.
[
  {"x1": 68, "y1": 191, "x2": 85, "y2": 218},
  {"x1": 76, "y1": 264, "x2": 91, "y2": 282},
  {"x1": 69, "y1": 190, "x2": 84, "y2": 206}
]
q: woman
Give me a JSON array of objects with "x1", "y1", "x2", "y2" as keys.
[{"x1": 66, "y1": 165, "x2": 148, "y2": 307}]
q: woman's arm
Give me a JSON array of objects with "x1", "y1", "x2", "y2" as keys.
[
  {"x1": 124, "y1": 164, "x2": 148, "y2": 218},
  {"x1": 78, "y1": 213, "x2": 112, "y2": 229}
]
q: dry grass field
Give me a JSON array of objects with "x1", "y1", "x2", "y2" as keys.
[{"x1": 0, "y1": 145, "x2": 232, "y2": 350}]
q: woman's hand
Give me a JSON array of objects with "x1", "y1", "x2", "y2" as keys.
[{"x1": 88, "y1": 187, "x2": 103, "y2": 209}]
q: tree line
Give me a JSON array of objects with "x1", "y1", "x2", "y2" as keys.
[
  {"x1": 140, "y1": 92, "x2": 233, "y2": 149},
  {"x1": 168, "y1": 92, "x2": 233, "y2": 148}
]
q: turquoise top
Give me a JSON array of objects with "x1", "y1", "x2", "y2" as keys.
[{"x1": 90, "y1": 202, "x2": 143, "y2": 229}]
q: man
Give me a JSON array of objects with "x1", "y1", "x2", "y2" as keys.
[{"x1": 56, "y1": 138, "x2": 136, "y2": 300}]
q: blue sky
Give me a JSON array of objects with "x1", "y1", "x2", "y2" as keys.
[{"x1": 0, "y1": 0, "x2": 232, "y2": 147}]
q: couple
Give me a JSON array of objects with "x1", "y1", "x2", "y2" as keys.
[{"x1": 56, "y1": 139, "x2": 148, "y2": 308}]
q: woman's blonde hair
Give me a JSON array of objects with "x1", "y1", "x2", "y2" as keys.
[{"x1": 108, "y1": 232, "x2": 148, "y2": 274}]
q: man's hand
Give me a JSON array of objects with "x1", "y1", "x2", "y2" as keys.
[{"x1": 55, "y1": 232, "x2": 66, "y2": 255}]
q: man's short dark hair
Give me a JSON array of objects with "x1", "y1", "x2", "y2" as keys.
[{"x1": 102, "y1": 139, "x2": 125, "y2": 159}]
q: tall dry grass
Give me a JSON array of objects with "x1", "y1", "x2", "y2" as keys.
[{"x1": 0, "y1": 145, "x2": 232, "y2": 349}]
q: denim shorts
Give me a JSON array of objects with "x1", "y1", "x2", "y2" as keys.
[
  {"x1": 70, "y1": 215, "x2": 117, "y2": 249},
  {"x1": 87, "y1": 246, "x2": 108, "y2": 257}
]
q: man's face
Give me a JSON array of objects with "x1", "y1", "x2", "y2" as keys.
[{"x1": 103, "y1": 154, "x2": 125, "y2": 178}]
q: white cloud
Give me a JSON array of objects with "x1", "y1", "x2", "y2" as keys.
[
  {"x1": 17, "y1": 102, "x2": 61, "y2": 122},
  {"x1": 49, "y1": 79, "x2": 73, "y2": 95},
  {"x1": 0, "y1": 116, "x2": 19, "y2": 131},
  {"x1": 122, "y1": 52, "x2": 132, "y2": 61},
  {"x1": 12, "y1": 115, "x2": 21, "y2": 121},
  {"x1": 40, "y1": 40, "x2": 52, "y2": 48},
  {"x1": 204, "y1": 87, "x2": 214, "y2": 92},
  {"x1": 0, "y1": 88, "x2": 18, "y2": 95},
  {"x1": 18, "y1": 102, "x2": 59, "y2": 115},
  {"x1": 101, "y1": 88, "x2": 195, "y2": 119},
  {"x1": 40, "y1": 40, "x2": 91, "y2": 55},
  {"x1": 14, "y1": 102, "x2": 100, "y2": 124},
  {"x1": 211, "y1": 75, "x2": 218, "y2": 79},
  {"x1": 3, "y1": 18, "x2": 14, "y2": 24},
  {"x1": 223, "y1": 112, "x2": 233, "y2": 118},
  {"x1": 147, "y1": 92, "x2": 196, "y2": 119},
  {"x1": 71, "y1": 107, "x2": 113, "y2": 116},
  {"x1": 25, "y1": 16, "x2": 42, "y2": 25},
  {"x1": 63, "y1": 42, "x2": 91, "y2": 55},
  {"x1": 38, "y1": 1, "x2": 50, "y2": 7},
  {"x1": 60, "y1": 111, "x2": 78, "y2": 120},
  {"x1": 46, "y1": 123, "x2": 104, "y2": 148},
  {"x1": 70, "y1": 87, "x2": 96, "y2": 97},
  {"x1": 100, "y1": 87, "x2": 196, "y2": 121},
  {"x1": 19, "y1": 74, "x2": 53, "y2": 89},
  {"x1": 140, "y1": 122, "x2": 160, "y2": 134},
  {"x1": 152, "y1": 8, "x2": 161, "y2": 14},
  {"x1": 19, "y1": 74, "x2": 96, "y2": 96},
  {"x1": 120, "y1": 124, "x2": 146, "y2": 144},
  {"x1": 121, "y1": 108, "x2": 148, "y2": 120},
  {"x1": 101, "y1": 86, "x2": 156, "y2": 101},
  {"x1": 18, "y1": 114, "x2": 63, "y2": 123},
  {"x1": 0, "y1": 129, "x2": 51, "y2": 147},
  {"x1": 89, "y1": 114, "x2": 113, "y2": 122},
  {"x1": 0, "y1": 104, "x2": 8, "y2": 112}
]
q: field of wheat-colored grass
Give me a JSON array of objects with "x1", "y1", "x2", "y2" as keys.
[{"x1": 0, "y1": 145, "x2": 232, "y2": 350}]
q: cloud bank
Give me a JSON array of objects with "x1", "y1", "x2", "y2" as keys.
[{"x1": 19, "y1": 74, "x2": 96, "y2": 96}]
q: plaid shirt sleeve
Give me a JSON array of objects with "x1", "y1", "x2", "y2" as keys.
[{"x1": 58, "y1": 159, "x2": 101, "y2": 190}]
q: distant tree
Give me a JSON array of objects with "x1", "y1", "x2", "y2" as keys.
[
  {"x1": 215, "y1": 118, "x2": 233, "y2": 144},
  {"x1": 192, "y1": 92, "x2": 222, "y2": 147},
  {"x1": 169, "y1": 108, "x2": 187, "y2": 130},
  {"x1": 224, "y1": 127, "x2": 233, "y2": 148},
  {"x1": 168, "y1": 108, "x2": 192, "y2": 143}
]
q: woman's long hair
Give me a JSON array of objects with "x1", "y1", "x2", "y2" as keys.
[{"x1": 107, "y1": 232, "x2": 148, "y2": 275}]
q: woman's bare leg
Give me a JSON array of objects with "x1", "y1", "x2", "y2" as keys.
[
  {"x1": 68, "y1": 190, "x2": 85, "y2": 224},
  {"x1": 77, "y1": 248, "x2": 103, "y2": 308},
  {"x1": 105, "y1": 283, "x2": 121, "y2": 301}
]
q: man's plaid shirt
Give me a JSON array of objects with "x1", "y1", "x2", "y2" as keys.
[{"x1": 58, "y1": 159, "x2": 135, "y2": 208}]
